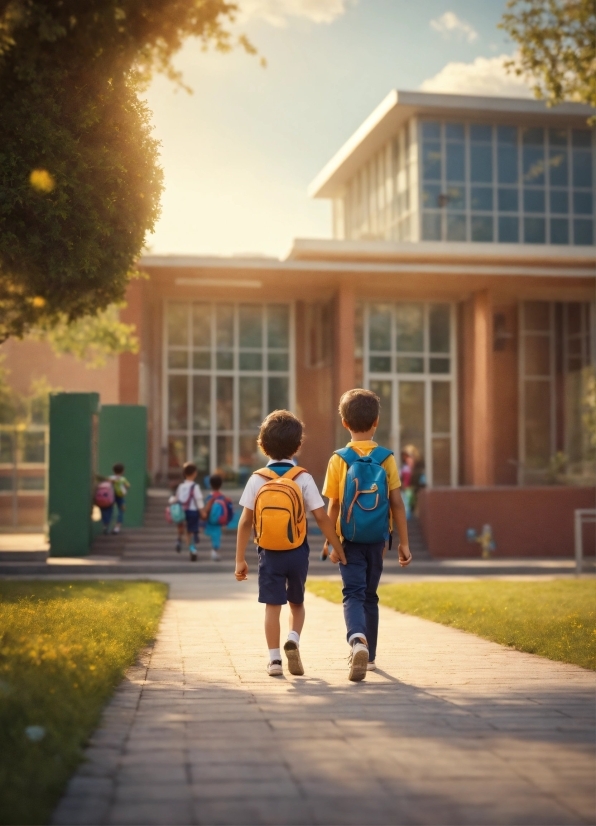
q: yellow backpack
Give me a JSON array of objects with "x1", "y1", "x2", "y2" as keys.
[{"x1": 252, "y1": 466, "x2": 307, "y2": 551}]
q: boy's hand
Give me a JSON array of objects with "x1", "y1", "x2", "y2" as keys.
[
  {"x1": 398, "y1": 544, "x2": 412, "y2": 567},
  {"x1": 329, "y1": 546, "x2": 347, "y2": 565},
  {"x1": 235, "y1": 560, "x2": 248, "y2": 580}
]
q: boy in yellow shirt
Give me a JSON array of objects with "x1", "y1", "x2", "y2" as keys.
[{"x1": 323, "y1": 389, "x2": 412, "y2": 681}]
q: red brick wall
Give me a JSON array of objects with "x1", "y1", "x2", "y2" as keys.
[{"x1": 418, "y1": 486, "x2": 596, "y2": 558}]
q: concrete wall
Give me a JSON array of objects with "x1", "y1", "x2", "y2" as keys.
[{"x1": 418, "y1": 486, "x2": 596, "y2": 558}]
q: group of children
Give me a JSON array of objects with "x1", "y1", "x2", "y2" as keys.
[
  {"x1": 234, "y1": 387, "x2": 412, "y2": 683},
  {"x1": 169, "y1": 467, "x2": 228, "y2": 562}
]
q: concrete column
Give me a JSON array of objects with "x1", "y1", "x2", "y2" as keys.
[
  {"x1": 118, "y1": 280, "x2": 143, "y2": 404},
  {"x1": 335, "y1": 284, "x2": 355, "y2": 397},
  {"x1": 463, "y1": 290, "x2": 494, "y2": 486}
]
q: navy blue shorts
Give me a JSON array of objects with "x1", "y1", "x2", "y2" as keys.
[
  {"x1": 257, "y1": 540, "x2": 310, "y2": 605},
  {"x1": 184, "y1": 510, "x2": 200, "y2": 535}
]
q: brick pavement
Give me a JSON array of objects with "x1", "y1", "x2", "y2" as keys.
[{"x1": 52, "y1": 573, "x2": 595, "y2": 826}]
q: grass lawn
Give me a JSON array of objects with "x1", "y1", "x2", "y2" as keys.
[
  {"x1": 306, "y1": 580, "x2": 596, "y2": 671},
  {"x1": 0, "y1": 580, "x2": 167, "y2": 826}
]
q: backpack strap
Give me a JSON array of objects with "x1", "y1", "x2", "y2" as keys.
[
  {"x1": 283, "y1": 466, "x2": 306, "y2": 482},
  {"x1": 184, "y1": 482, "x2": 196, "y2": 508},
  {"x1": 253, "y1": 468, "x2": 278, "y2": 481},
  {"x1": 334, "y1": 447, "x2": 360, "y2": 468},
  {"x1": 369, "y1": 446, "x2": 393, "y2": 465},
  {"x1": 254, "y1": 466, "x2": 306, "y2": 481}
]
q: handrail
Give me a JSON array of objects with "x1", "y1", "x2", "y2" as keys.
[{"x1": 574, "y1": 509, "x2": 596, "y2": 575}]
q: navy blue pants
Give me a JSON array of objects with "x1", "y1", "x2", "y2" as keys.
[
  {"x1": 339, "y1": 540, "x2": 384, "y2": 662},
  {"x1": 257, "y1": 540, "x2": 310, "y2": 605}
]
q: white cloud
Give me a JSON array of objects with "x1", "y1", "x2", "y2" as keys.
[
  {"x1": 239, "y1": 0, "x2": 350, "y2": 27},
  {"x1": 430, "y1": 11, "x2": 478, "y2": 43},
  {"x1": 420, "y1": 53, "x2": 534, "y2": 98}
]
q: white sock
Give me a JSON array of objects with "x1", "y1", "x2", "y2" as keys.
[
  {"x1": 287, "y1": 630, "x2": 300, "y2": 646},
  {"x1": 269, "y1": 648, "x2": 281, "y2": 662}
]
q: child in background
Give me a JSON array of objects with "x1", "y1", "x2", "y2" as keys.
[
  {"x1": 109, "y1": 463, "x2": 131, "y2": 535},
  {"x1": 235, "y1": 410, "x2": 346, "y2": 677},
  {"x1": 203, "y1": 474, "x2": 230, "y2": 562},
  {"x1": 172, "y1": 462, "x2": 205, "y2": 561}
]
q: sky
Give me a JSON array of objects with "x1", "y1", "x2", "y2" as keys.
[{"x1": 144, "y1": 0, "x2": 533, "y2": 259}]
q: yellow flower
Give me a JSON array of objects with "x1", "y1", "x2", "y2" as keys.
[{"x1": 29, "y1": 169, "x2": 56, "y2": 193}]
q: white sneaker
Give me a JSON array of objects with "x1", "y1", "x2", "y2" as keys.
[
  {"x1": 283, "y1": 640, "x2": 304, "y2": 676},
  {"x1": 348, "y1": 640, "x2": 369, "y2": 682},
  {"x1": 210, "y1": 550, "x2": 221, "y2": 561},
  {"x1": 367, "y1": 661, "x2": 376, "y2": 671},
  {"x1": 267, "y1": 660, "x2": 283, "y2": 676}
]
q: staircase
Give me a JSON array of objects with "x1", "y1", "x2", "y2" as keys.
[
  {"x1": 91, "y1": 489, "x2": 240, "y2": 564},
  {"x1": 91, "y1": 490, "x2": 432, "y2": 567}
]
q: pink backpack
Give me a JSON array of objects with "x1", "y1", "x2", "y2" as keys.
[{"x1": 94, "y1": 481, "x2": 115, "y2": 508}]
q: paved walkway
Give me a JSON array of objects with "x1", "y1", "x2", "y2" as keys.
[{"x1": 53, "y1": 574, "x2": 595, "y2": 826}]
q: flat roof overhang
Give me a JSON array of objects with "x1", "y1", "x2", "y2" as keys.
[
  {"x1": 140, "y1": 242, "x2": 596, "y2": 281},
  {"x1": 309, "y1": 90, "x2": 595, "y2": 199}
]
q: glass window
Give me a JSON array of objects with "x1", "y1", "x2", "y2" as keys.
[
  {"x1": 268, "y1": 377, "x2": 288, "y2": 412},
  {"x1": 239, "y1": 377, "x2": 262, "y2": 430},
  {"x1": 422, "y1": 121, "x2": 440, "y2": 139},
  {"x1": 523, "y1": 127, "x2": 544, "y2": 146},
  {"x1": 499, "y1": 216, "x2": 519, "y2": 242},
  {"x1": 192, "y1": 375, "x2": 210, "y2": 430},
  {"x1": 550, "y1": 190, "x2": 569, "y2": 214},
  {"x1": 216, "y1": 305, "x2": 234, "y2": 349},
  {"x1": 268, "y1": 352, "x2": 288, "y2": 371},
  {"x1": 432, "y1": 439, "x2": 451, "y2": 486},
  {"x1": 446, "y1": 213, "x2": 466, "y2": 241},
  {"x1": 523, "y1": 146, "x2": 545, "y2": 185},
  {"x1": 168, "y1": 376, "x2": 188, "y2": 430},
  {"x1": 216, "y1": 351, "x2": 233, "y2": 370},
  {"x1": 369, "y1": 381, "x2": 392, "y2": 445},
  {"x1": 423, "y1": 142, "x2": 442, "y2": 180},
  {"x1": 572, "y1": 150, "x2": 592, "y2": 188},
  {"x1": 446, "y1": 185, "x2": 466, "y2": 210},
  {"x1": 430, "y1": 358, "x2": 450, "y2": 374},
  {"x1": 498, "y1": 188, "x2": 518, "y2": 212},
  {"x1": 168, "y1": 351, "x2": 188, "y2": 369},
  {"x1": 471, "y1": 144, "x2": 493, "y2": 183},
  {"x1": 470, "y1": 124, "x2": 492, "y2": 142},
  {"x1": 497, "y1": 145, "x2": 518, "y2": 184},
  {"x1": 216, "y1": 376, "x2": 233, "y2": 430},
  {"x1": 471, "y1": 215, "x2": 493, "y2": 241},
  {"x1": 370, "y1": 356, "x2": 391, "y2": 372},
  {"x1": 239, "y1": 305, "x2": 262, "y2": 348},
  {"x1": 396, "y1": 357, "x2": 424, "y2": 373},
  {"x1": 524, "y1": 381, "x2": 552, "y2": 469},
  {"x1": 369, "y1": 305, "x2": 391, "y2": 351},
  {"x1": 497, "y1": 126, "x2": 517, "y2": 144},
  {"x1": 471, "y1": 187, "x2": 493, "y2": 211},
  {"x1": 524, "y1": 301, "x2": 550, "y2": 331},
  {"x1": 572, "y1": 129, "x2": 592, "y2": 148},
  {"x1": 429, "y1": 305, "x2": 450, "y2": 353},
  {"x1": 432, "y1": 381, "x2": 451, "y2": 433},
  {"x1": 399, "y1": 382, "x2": 425, "y2": 458},
  {"x1": 22, "y1": 432, "x2": 45, "y2": 464},
  {"x1": 395, "y1": 304, "x2": 424, "y2": 352},
  {"x1": 573, "y1": 191, "x2": 593, "y2": 215},
  {"x1": 445, "y1": 123, "x2": 464, "y2": 141},
  {"x1": 525, "y1": 335, "x2": 551, "y2": 376},
  {"x1": 573, "y1": 219, "x2": 594, "y2": 245},
  {"x1": 524, "y1": 217, "x2": 546, "y2": 243},
  {"x1": 167, "y1": 305, "x2": 188, "y2": 347},
  {"x1": 550, "y1": 218, "x2": 569, "y2": 245},
  {"x1": 422, "y1": 183, "x2": 441, "y2": 209},
  {"x1": 548, "y1": 148, "x2": 568, "y2": 187},
  {"x1": 192, "y1": 435, "x2": 210, "y2": 477},
  {"x1": 446, "y1": 143, "x2": 465, "y2": 181},
  {"x1": 422, "y1": 212, "x2": 441, "y2": 241},
  {"x1": 268, "y1": 305, "x2": 289, "y2": 349},
  {"x1": 524, "y1": 189, "x2": 545, "y2": 213},
  {"x1": 192, "y1": 304, "x2": 211, "y2": 348},
  {"x1": 239, "y1": 352, "x2": 262, "y2": 371},
  {"x1": 549, "y1": 128, "x2": 567, "y2": 146}
]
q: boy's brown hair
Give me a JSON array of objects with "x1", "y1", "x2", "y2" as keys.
[
  {"x1": 339, "y1": 388, "x2": 380, "y2": 433},
  {"x1": 257, "y1": 410, "x2": 303, "y2": 461},
  {"x1": 183, "y1": 462, "x2": 198, "y2": 478}
]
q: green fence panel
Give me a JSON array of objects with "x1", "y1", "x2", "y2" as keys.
[
  {"x1": 98, "y1": 405, "x2": 147, "y2": 528},
  {"x1": 48, "y1": 393, "x2": 99, "y2": 556}
]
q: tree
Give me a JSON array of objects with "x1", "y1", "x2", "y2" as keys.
[
  {"x1": 0, "y1": 1, "x2": 255, "y2": 341},
  {"x1": 500, "y1": 0, "x2": 596, "y2": 114}
]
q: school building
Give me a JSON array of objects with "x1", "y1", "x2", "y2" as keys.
[{"x1": 2, "y1": 90, "x2": 595, "y2": 556}]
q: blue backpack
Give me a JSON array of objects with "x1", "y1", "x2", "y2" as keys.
[{"x1": 335, "y1": 446, "x2": 393, "y2": 544}]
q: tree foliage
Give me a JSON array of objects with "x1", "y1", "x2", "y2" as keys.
[
  {"x1": 500, "y1": 0, "x2": 596, "y2": 113},
  {"x1": 0, "y1": 1, "x2": 253, "y2": 341}
]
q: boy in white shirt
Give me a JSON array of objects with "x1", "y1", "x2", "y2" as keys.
[
  {"x1": 173, "y1": 462, "x2": 205, "y2": 561},
  {"x1": 235, "y1": 410, "x2": 346, "y2": 677}
]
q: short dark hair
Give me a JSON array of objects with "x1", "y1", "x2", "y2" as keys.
[
  {"x1": 183, "y1": 462, "x2": 197, "y2": 478},
  {"x1": 209, "y1": 474, "x2": 223, "y2": 490},
  {"x1": 339, "y1": 389, "x2": 380, "y2": 432},
  {"x1": 257, "y1": 410, "x2": 303, "y2": 461},
  {"x1": 113, "y1": 463, "x2": 124, "y2": 474}
]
